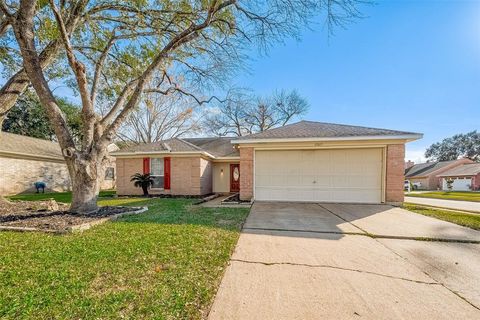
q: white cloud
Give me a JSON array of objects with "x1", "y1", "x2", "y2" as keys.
[{"x1": 405, "y1": 148, "x2": 427, "y2": 164}]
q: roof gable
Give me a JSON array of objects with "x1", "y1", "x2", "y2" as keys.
[
  {"x1": 438, "y1": 163, "x2": 480, "y2": 177},
  {"x1": 0, "y1": 132, "x2": 63, "y2": 159},
  {"x1": 405, "y1": 159, "x2": 469, "y2": 178},
  {"x1": 234, "y1": 120, "x2": 421, "y2": 142}
]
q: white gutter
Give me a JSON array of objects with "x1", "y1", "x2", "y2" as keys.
[
  {"x1": 231, "y1": 134, "x2": 423, "y2": 144},
  {"x1": 0, "y1": 150, "x2": 64, "y2": 162},
  {"x1": 111, "y1": 150, "x2": 217, "y2": 159}
]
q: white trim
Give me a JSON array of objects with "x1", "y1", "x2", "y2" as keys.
[
  {"x1": 112, "y1": 150, "x2": 216, "y2": 158},
  {"x1": 252, "y1": 144, "x2": 389, "y2": 151},
  {"x1": 0, "y1": 150, "x2": 64, "y2": 163},
  {"x1": 232, "y1": 134, "x2": 423, "y2": 144},
  {"x1": 253, "y1": 149, "x2": 256, "y2": 200},
  {"x1": 381, "y1": 147, "x2": 387, "y2": 203},
  {"x1": 212, "y1": 157, "x2": 240, "y2": 163},
  {"x1": 149, "y1": 157, "x2": 165, "y2": 190}
]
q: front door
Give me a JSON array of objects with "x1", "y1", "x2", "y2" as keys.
[{"x1": 230, "y1": 164, "x2": 240, "y2": 192}]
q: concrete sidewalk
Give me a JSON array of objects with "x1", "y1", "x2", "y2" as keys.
[
  {"x1": 208, "y1": 203, "x2": 480, "y2": 320},
  {"x1": 405, "y1": 196, "x2": 480, "y2": 213}
]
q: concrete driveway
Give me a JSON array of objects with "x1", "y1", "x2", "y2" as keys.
[
  {"x1": 405, "y1": 196, "x2": 480, "y2": 213},
  {"x1": 208, "y1": 202, "x2": 480, "y2": 320}
]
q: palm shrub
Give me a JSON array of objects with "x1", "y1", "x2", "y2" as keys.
[{"x1": 131, "y1": 173, "x2": 154, "y2": 196}]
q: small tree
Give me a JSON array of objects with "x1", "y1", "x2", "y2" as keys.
[
  {"x1": 445, "y1": 178, "x2": 454, "y2": 191},
  {"x1": 130, "y1": 173, "x2": 154, "y2": 197}
]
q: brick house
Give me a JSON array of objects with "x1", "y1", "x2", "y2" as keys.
[
  {"x1": 437, "y1": 163, "x2": 480, "y2": 191},
  {"x1": 113, "y1": 121, "x2": 422, "y2": 204},
  {"x1": 404, "y1": 158, "x2": 473, "y2": 190},
  {"x1": 0, "y1": 132, "x2": 117, "y2": 195}
]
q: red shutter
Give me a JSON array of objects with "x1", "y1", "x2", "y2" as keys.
[
  {"x1": 143, "y1": 158, "x2": 150, "y2": 174},
  {"x1": 164, "y1": 157, "x2": 171, "y2": 189}
]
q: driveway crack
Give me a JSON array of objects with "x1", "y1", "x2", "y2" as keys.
[
  {"x1": 242, "y1": 227, "x2": 480, "y2": 244},
  {"x1": 377, "y1": 240, "x2": 480, "y2": 311},
  {"x1": 230, "y1": 258, "x2": 440, "y2": 285}
]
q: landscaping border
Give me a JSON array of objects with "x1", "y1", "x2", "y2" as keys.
[{"x1": 0, "y1": 206, "x2": 148, "y2": 234}]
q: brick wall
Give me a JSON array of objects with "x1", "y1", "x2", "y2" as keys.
[
  {"x1": 0, "y1": 155, "x2": 115, "y2": 196},
  {"x1": 0, "y1": 156, "x2": 71, "y2": 195},
  {"x1": 116, "y1": 156, "x2": 212, "y2": 196},
  {"x1": 239, "y1": 147, "x2": 254, "y2": 201},
  {"x1": 473, "y1": 173, "x2": 480, "y2": 191},
  {"x1": 199, "y1": 158, "x2": 212, "y2": 195},
  {"x1": 385, "y1": 144, "x2": 405, "y2": 203},
  {"x1": 116, "y1": 157, "x2": 144, "y2": 195}
]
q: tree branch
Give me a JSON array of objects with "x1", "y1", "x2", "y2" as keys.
[{"x1": 49, "y1": 0, "x2": 95, "y2": 149}]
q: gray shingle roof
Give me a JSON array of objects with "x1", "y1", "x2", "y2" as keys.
[
  {"x1": 114, "y1": 137, "x2": 239, "y2": 158},
  {"x1": 235, "y1": 120, "x2": 421, "y2": 141},
  {"x1": 405, "y1": 160, "x2": 459, "y2": 178},
  {"x1": 438, "y1": 163, "x2": 480, "y2": 177},
  {"x1": 183, "y1": 137, "x2": 239, "y2": 157},
  {"x1": 0, "y1": 132, "x2": 63, "y2": 159}
]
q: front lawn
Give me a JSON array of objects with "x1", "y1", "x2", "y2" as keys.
[
  {"x1": 403, "y1": 203, "x2": 480, "y2": 230},
  {"x1": 405, "y1": 191, "x2": 480, "y2": 202},
  {"x1": 0, "y1": 196, "x2": 250, "y2": 319}
]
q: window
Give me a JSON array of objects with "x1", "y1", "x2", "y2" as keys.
[
  {"x1": 150, "y1": 158, "x2": 164, "y2": 189},
  {"x1": 105, "y1": 167, "x2": 115, "y2": 180}
]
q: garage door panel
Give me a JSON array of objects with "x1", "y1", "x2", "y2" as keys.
[{"x1": 255, "y1": 149, "x2": 383, "y2": 203}]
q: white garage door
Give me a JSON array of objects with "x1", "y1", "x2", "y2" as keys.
[
  {"x1": 255, "y1": 148, "x2": 383, "y2": 203},
  {"x1": 442, "y1": 177, "x2": 471, "y2": 191}
]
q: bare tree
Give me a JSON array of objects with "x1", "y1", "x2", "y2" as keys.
[
  {"x1": 206, "y1": 89, "x2": 309, "y2": 136},
  {"x1": 203, "y1": 89, "x2": 254, "y2": 136},
  {"x1": 273, "y1": 89, "x2": 309, "y2": 126},
  {"x1": 117, "y1": 92, "x2": 201, "y2": 144},
  {"x1": 1, "y1": 0, "x2": 364, "y2": 213}
]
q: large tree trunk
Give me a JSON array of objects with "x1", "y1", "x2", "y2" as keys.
[
  {"x1": 70, "y1": 172, "x2": 100, "y2": 213},
  {"x1": 67, "y1": 151, "x2": 106, "y2": 213}
]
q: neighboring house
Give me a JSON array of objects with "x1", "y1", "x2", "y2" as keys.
[
  {"x1": 0, "y1": 132, "x2": 118, "y2": 196},
  {"x1": 404, "y1": 158, "x2": 473, "y2": 190},
  {"x1": 113, "y1": 120, "x2": 422, "y2": 204},
  {"x1": 437, "y1": 163, "x2": 480, "y2": 191}
]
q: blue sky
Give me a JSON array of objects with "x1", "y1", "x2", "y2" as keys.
[{"x1": 232, "y1": 0, "x2": 480, "y2": 163}]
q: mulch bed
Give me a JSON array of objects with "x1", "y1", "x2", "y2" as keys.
[{"x1": 0, "y1": 199, "x2": 145, "y2": 233}]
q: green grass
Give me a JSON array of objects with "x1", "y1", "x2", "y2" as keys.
[
  {"x1": 7, "y1": 190, "x2": 116, "y2": 203},
  {"x1": 403, "y1": 203, "x2": 480, "y2": 230},
  {"x1": 406, "y1": 191, "x2": 480, "y2": 202},
  {"x1": 0, "y1": 197, "x2": 250, "y2": 319}
]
